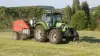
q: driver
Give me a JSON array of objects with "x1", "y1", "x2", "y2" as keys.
[{"x1": 29, "y1": 17, "x2": 36, "y2": 28}]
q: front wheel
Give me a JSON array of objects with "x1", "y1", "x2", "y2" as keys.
[
  {"x1": 65, "y1": 29, "x2": 79, "y2": 42},
  {"x1": 49, "y1": 29, "x2": 62, "y2": 44},
  {"x1": 72, "y1": 31, "x2": 79, "y2": 42}
]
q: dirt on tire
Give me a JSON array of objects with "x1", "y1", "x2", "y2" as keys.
[{"x1": 49, "y1": 29, "x2": 62, "y2": 44}]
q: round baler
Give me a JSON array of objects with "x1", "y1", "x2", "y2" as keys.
[{"x1": 13, "y1": 20, "x2": 31, "y2": 40}]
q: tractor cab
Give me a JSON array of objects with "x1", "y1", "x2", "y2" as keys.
[{"x1": 42, "y1": 12, "x2": 62, "y2": 28}]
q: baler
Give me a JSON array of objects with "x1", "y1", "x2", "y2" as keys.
[{"x1": 13, "y1": 20, "x2": 34, "y2": 40}]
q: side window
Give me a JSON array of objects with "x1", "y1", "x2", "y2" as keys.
[
  {"x1": 42, "y1": 14, "x2": 46, "y2": 21},
  {"x1": 46, "y1": 16, "x2": 51, "y2": 22},
  {"x1": 42, "y1": 14, "x2": 51, "y2": 22},
  {"x1": 52, "y1": 15, "x2": 56, "y2": 25}
]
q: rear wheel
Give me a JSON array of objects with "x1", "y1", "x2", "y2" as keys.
[
  {"x1": 13, "y1": 32, "x2": 20, "y2": 40},
  {"x1": 49, "y1": 29, "x2": 62, "y2": 44},
  {"x1": 34, "y1": 25, "x2": 47, "y2": 42}
]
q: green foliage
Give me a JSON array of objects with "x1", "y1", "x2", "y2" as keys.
[
  {"x1": 0, "y1": 6, "x2": 12, "y2": 29},
  {"x1": 81, "y1": 1, "x2": 91, "y2": 27},
  {"x1": 69, "y1": 0, "x2": 98, "y2": 30},
  {"x1": 8, "y1": 7, "x2": 45, "y2": 20},
  {"x1": 70, "y1": 11, "x2": 88, "y2": 30},
  {"x1": 89, "y1": 14, "x2": 97, "y2": 30},
  {"x1": 62, "y1": 5, "x2": 72, "y2": 24},
  {"x1": 38, "y1": 6, "x2": 55, "y2": 10},
  {"x1": 0, "y1": 6, "x2": 45, "y2": 29},
  {"x1": 95, "y1": 6, "x2": 100, "y2": 18},
  {"x1": 72, "y1": 0, "x2": 81, "y2": 14},
  {"x1": 94, "y1": 6, "x2": 100, "y2": 30},
  {"x1": 81, "y1": 1, "x2": 90, "y2": 17}
]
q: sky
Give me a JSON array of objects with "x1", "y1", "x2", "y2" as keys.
[{"x1": 0, "y1": 0, "x2": 100, "y2": 8}]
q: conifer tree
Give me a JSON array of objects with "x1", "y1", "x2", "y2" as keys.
[
  {"x1": 63, "y1": 5, "x2": 72, "y2": 24},
  {"x1": 72, "y1": 0, "x2": 81, "y2": 14}
]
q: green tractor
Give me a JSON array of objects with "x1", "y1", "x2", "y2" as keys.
[{"x1": 34, "y1": 11, "x2": 79, "y2": 44}]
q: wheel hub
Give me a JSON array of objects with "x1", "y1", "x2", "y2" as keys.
[
  {"x1": 51, "y1": 34, "x2": 57, "y2": 42},
  {"x1": 36, "y1": 29, "x2": 42, "y2": 39}
]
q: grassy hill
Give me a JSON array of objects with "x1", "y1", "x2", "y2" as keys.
[{"x1": 0, "y1": 31, "x2": 100, "y2": 56}]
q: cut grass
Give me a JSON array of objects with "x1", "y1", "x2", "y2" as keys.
[{"x1": 0, "y1": 31, "x2": 100, "y2": 56}]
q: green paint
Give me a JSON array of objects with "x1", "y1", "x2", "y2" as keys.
[
  {"x1": 56, "y1": 23, "x2": 64, "y2": 28},
  {"x1": 37, "y1": 21, "x2": 48, "y2": 30},
  {"x1": 56, "y1": 22, "x2": 67, "y2": 32},
  {"x1": 36, "y1": 22, "x2": 68, "y2": 32},
  {"x1": 62, "y1": 26, "x2": 67, "y2": 32}
]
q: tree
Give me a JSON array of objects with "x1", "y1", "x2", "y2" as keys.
[
  {"x1": 81, "y1": 1, "x2": 90, "y2": 17},
  {"x1": 72, "y1": 0, "x2": 81, "y2": 14},
  {"x1": 81, "y1": 1, "x2": 90, "y2": 27},
  {"x1": 89, "y1": 14, "x2": 97, "y2": 30},
  {"x1": 70, "y1": 10, "x2": 88, "y2": 30},
  {"x1": 0, "y1": 6, "x2": 12, "y2": 28},
  {"x1": 0, "y1": 6, "x2": 45, "y2": 29},
  {"x1": 95, "y1": 6, "x2": 100, "y2": 30},
  {"x1": 62, "y1": 5, "x2": 72, "y2": 24},
  {"x1": 95, "y1": 6, "x2": 100, "y2": 18}
]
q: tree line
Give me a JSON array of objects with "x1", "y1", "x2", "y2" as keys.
[
  {"x1": 63, "y1": 0, "x2": 100, "y2": 30},
  {"x1": 0, "y1": 6, "x2": 45, "y2": 29}
]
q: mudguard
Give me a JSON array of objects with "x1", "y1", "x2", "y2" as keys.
[{"x1": 36, "y1": 21, "x2": 48, "y2": 30}]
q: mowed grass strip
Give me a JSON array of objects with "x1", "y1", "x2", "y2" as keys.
[{"x1": 0, "y1": 31, "x2": 100, "y2": 56}]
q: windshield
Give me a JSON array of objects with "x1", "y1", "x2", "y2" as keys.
[{"x1": 53, "y1": 15, "x2": 62, "y2": 22}]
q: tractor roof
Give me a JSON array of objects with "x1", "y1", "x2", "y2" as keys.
[{"x1": 44, "y1": 10, "x2": 62, "y2": 15}]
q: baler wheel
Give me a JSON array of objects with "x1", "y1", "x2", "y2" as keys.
[{"x1": 13, "y1": 32, "x2": 20, "y2": 40}]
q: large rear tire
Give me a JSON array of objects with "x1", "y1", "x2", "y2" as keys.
[
  {"x1": 49, "y1": 29, "x2": 62, "y2": 44},
  {"x1": 13, "y1": 32, "x2": 20, "y2": 40},
  {"x1": 34, "y1": 25, "x2": 47, "y2": 42}
]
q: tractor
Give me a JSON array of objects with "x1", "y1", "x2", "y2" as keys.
[
  {"x1": 34, "y1": 11, "x2": 79, "y2": 44},
  {"x1": 12, "y1": 11, "x2": 79, "y2": 44}
]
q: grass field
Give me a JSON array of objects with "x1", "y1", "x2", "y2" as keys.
[{"x1": 0, "y1": 31, "x2": 100, "y2": 56}]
